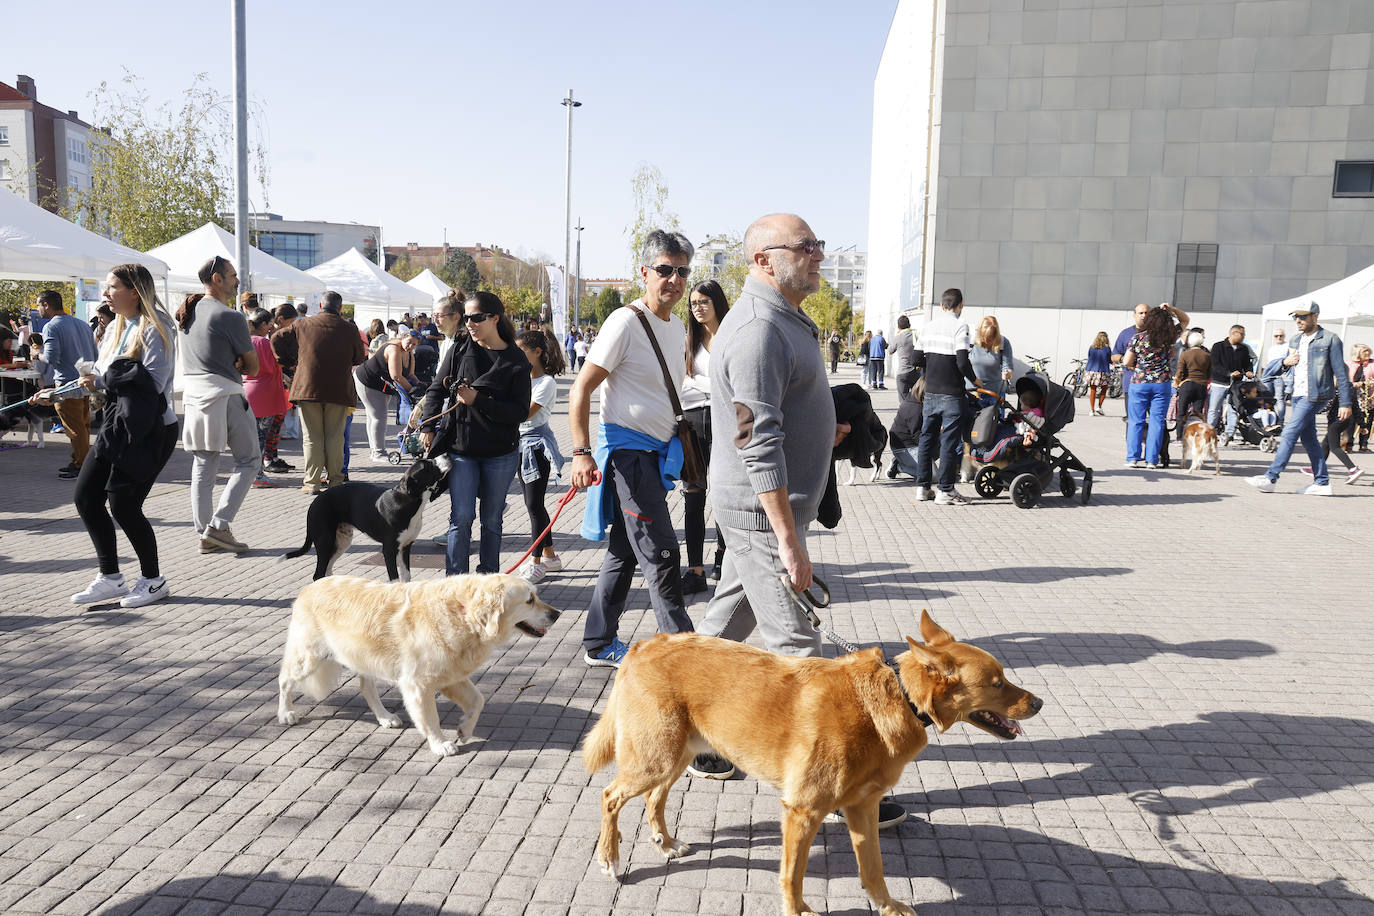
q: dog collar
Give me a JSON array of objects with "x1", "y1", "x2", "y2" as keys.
[{"x1": 889, "y1": 661, "x2": 934, "y2": 728}]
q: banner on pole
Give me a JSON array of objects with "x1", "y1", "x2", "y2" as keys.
[{"x1": 546, "y1": 266, "x2": 566, "y2": 345}]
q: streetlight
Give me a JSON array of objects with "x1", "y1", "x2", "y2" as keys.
[
  {"x1": 561, "y1": 90, "x2": 582, "y2": 336},
  {"x1": 231, "y1": 0, "x2": 250, "y2": 290},
  {"x1": 574, "y1": 219, "x2": 584, "y2": 332}
]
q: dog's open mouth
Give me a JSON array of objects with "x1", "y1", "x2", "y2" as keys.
[
  {"x1": 969, "y1": 709, "x2": 1024, "y2": 739},
  {"x1": 516, "y1": 622, "x2": 548, "y2": 637}
]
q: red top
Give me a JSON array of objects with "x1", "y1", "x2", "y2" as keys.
[{"x1": 243, "y1": 335, "x2": 289, "y2": 417}]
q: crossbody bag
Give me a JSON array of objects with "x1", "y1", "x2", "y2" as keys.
[{"x1": 628, "y1": 305, "x2": 707, "y2": 488}]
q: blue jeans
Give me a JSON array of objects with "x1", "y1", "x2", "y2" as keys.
[
  {"x1": 1206, "y1": 382, "x2": 1238, "y2": 437},
  {"x1": 891, "y1": 445, "x2": 920, "y2": 478},
  {"x1": 1127, "y1": 381, "x2": 1170, "y2": 464},
  {"x1": 1265, "y1": 396, "x2": 1328, "y2": 486},
  {"x1": 915, "y1": 393, "x2": 966, "y2": 491},
  {"x1": 446, "y1": 450, "x2": 520, "y2": 575},
  {"x1": 1269, "y1": 375, "x2": 1290, "y2": 425}
]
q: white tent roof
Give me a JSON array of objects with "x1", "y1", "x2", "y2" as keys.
[
  {"x1": 1262, "y1": 262, "x2": 1374, "y2": 327},
  {"x1": 407, "y1": 268, "x2": 451, "y2": 302},
  {"x1": 146, "y1": 222, "x2": 325, "y2": 298},
  {"x1": 0, "y1": 190, "x2": 169, "y2": 283},
  {"x1": 306, "y1": 248, "x2": 432, "y2": 317}
]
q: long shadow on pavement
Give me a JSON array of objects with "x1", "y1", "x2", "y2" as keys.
[
  {"x1": 97, "y1": 871, "x2": 444, "y2": 915},
  {"x1": 911, "y1": 711, "x2": 1374, "y2": 840},
  {"x1": 963, "y1": 630, "x2": 1277, "y2": 668}
]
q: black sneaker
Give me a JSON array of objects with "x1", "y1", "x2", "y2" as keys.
[
  {"x1": 711, "y1": 548, "x2": 726, "y2": 581},
  {"x1": 886, "y1": 461, "x2": 898, "y2": 479},
  {"x1": 266, "y1": 458, "x2": 295, "y2": 473},
  {"x1": 682, "y1": 570, "x2": 708, "y2": 595},
  {"x1": 827, "y1": 798, "x2": 908, "y2": 830},
  {"x1": 686, "y1": 753, "x2": 735, "y2": 780},
  {"x1": 57, "y1": 464, "x2": 79, "y2": 479}
]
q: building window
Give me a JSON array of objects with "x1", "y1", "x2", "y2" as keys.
[
  {"x1": 67, "y1": 137, "x2": 87, "y2": 165},
  {"x1": 0, "y1": 159, "x2": 11, "y2": 180},
  {"x1": 0, "y1": 126, "x2": 8, "y2": 146},
  {"x1": 257, "y1": 231, "x2": 319, "y2": 269},
  {"x1": 1173, "y1": 243, "x2": 1218, "y2": 311},
  {"x1": 1334, "y1": 161, "x2": 1374, "y2": 197}
]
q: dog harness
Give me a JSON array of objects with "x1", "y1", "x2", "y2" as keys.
[{"x1": 781, "y1": 575, "x2": 934, "y2": 728}]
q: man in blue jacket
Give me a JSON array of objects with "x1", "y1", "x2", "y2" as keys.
[
  {"x1": 1247, "y1": 303, "x2": 1352, "y2": 495},
  {"x1": 35, "y1": 290, "x2": 98, "y2": 479}
]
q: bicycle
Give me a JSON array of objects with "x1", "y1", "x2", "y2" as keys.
[
  {"x1": 1024, "y1": 355, "x2": 1052, "y2": 376},
  {"x1": 1108, "y1": 364, "x2": 1124, "y2": 399},
  {"x1": 1061, "y1": 358, "x2": 1088, "y2": 398}
]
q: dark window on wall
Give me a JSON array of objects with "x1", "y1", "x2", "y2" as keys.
[
  {"x1": 1334, "y1": 161, "x2": 1374, "y2": 197},
  {"x1": 1174, "y1": 243, "x2": 1218, "y2": 311}
]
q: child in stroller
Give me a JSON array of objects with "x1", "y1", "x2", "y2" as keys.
[
  {"x1": 1226, "y1": 378, "x2": 1282, "y2": 452},
  {"x1": 389, "y1": 385, "x2": 426, "y2": 465},
  {"x1": 968, "y1": 374, "x2": 1093, "y2": 508}
]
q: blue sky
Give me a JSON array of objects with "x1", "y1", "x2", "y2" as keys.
[{"x1": 2, "y1": 1, "x2": 897, "y2": 278}]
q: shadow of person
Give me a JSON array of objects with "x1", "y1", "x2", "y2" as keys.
[
  {"x1": 965, "y1": 630, "x2": 1276, "y2": 669},
  {"x1": 913, "y1": 711, "x2": 1374, "y2": 841},
  {"x1": 98, "y1": 870, "x2": 442, "y2": 915}
]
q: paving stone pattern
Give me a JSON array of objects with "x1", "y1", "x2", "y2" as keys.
[{"x1": 2, "y1": 365, "x2": 1373, "y2": 915}]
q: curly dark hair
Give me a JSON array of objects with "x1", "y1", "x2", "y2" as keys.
[{"x1": 1141, "y1": 305, "x2": 1179, "y2": 350}]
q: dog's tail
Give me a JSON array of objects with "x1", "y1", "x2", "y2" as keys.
[
  {"x1": 279, "y1": 531, "x2": 314, "y2": 562},
  {"x1": 581, "y1": 677, "x2": 620, "y2": 773}
]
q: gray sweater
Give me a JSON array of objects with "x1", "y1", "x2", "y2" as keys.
[{"x1": 708, "y1": 276, "x2": 835, "y2": 531}]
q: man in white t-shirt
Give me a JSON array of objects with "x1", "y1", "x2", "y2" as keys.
[
  {"x1": 569, "y1": 230, "x2": 697, "y2": 668},
  {"x1": 1264, "y1": 328, "x2": 1292, "y2": 424}
]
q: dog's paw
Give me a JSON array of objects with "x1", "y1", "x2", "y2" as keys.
[
  {"x1": 597, "y1": 856, "x2": 623, "y2": 881},
  {"x1": 377, "y1": 713, "x2": 403, "y2": 728},
  {"x1": 651, "y1": 833, "x2": 691, "y2": 859},
  {"x1": 456, "y1": 721, "x2": 475, "y2": 743},
  {"x1": 278, "y1": 710, "x2": 299, "y2": 726},
  {"x1": 430, "y1": 740, "x2": 459, "y2": 757},
  {"x1": 879, "y1": 902, "x2": 916, "y2": 916}
]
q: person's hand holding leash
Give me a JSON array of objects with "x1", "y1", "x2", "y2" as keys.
[{"x1": 570, "y1": 453, "x2": 599, "y2": 490}]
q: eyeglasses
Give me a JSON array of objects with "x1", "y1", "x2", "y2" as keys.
[
  {"x1": 1293, "y1": 315, "x2": 1312, "y2": 322},
  {"x1": 762, "y1": 238, "x2": 826, "y2": 256},
  {"x1": 463, "y1": 312, "x2": 494, "y2": 324},
  {"x1": 645, "y1": 264, "x2": 691, "y2": 279}
]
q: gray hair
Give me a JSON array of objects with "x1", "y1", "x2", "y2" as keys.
[{"x1": 640, "y1": 230, "x2": 694, "y2": 266}]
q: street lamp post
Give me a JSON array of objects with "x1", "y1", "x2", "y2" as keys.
[
  {"x1": 574, "y1": 219, "x2": 584, "y2": 332},
  {"x1": 561, "y1": 90, "x2": 582, "y2": 336},
  {"x1": 231, "y1": 0, "x2": 250, "y2": 291}
]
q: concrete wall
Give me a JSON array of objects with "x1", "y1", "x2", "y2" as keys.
[{"x1": 933, "y1": 0, "x2": 1374, "y2": 313}]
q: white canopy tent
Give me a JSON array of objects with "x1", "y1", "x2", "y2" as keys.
[
  {"x1": 307, "y1": 247, "x2": 432, "y2": 324},
  {"x1": 406, "y1": 268, "x2": 451, "y2": 305},
  {"x1": 1259, "y1": 263, "x2": 1374, "y2": 359},
  {"x1": 146, "y1": 222, "x2": 325, "y2": 300},
  {"x1": 0, "y1": 190, "x2": 169, "y2": 286}
]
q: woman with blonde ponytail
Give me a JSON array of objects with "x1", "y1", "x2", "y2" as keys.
[{"x1": 69, "y1": 263, "x2": 180, "y2": 608}]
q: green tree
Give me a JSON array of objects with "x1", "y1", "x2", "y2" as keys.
[
  {"x1": 388, "y1": 256, "x2": 421, "y2": 282},
  {"x1": 440, "y1": 248, "x2": 481, "y2": 295},
  {"x1": 66, "y1": 73, "x2": 270, "y2": 251},
  {"x1": 801, "y1": 278, "x2": 853, "y2": 342},
  {"x1": 625, "y1": 163, "x2": 679, "y2": 277},
  {"x1": 0, "y1": 282, "x2": 76, "y2": 329},
  {"x1": 592, "y1": 287, "x2": 622, "y2": 326}
]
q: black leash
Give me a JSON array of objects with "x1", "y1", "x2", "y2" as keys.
[{"x1": 780, "y1": 574, "x2": 933, "y2": 728}]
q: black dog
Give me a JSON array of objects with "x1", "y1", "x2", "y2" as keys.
[{"x1": 281, "y1": 456, "x2": 450, "y2": 582}]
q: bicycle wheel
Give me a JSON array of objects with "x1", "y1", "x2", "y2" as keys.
[{"x1": 1108, "y1": 373, "x2": 1123, "y2": 399}]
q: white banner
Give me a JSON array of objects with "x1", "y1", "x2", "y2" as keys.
[{"x1": 546, "y1": 265, "x2": 566, "y2": 346}]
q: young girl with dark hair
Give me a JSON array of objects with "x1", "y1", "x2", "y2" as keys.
[
  {"x1": 512, "y1": 330, "x2": 568, "y2": 583},
  {"x1": 245, "y1": 309, "x2": 289, "y2": 485},
  {"x1": 420, "y1": 291, "x2": 531, "y2": 575},
  {"x1": 680, "y1": 280, "x2": 730, "y2": 591}
]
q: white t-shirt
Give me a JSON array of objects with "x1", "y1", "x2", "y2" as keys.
[
  {"x1": 1265, "y1": 342, "x2": 1289, "y2": 366},
  {"x1": 586, "y1": 301, "x2": 684, "y2": 442},
  {"x1": 680, "y1": 343, "x2": 710, "y2": 410},
  {"x1": 1293, "y1": 331, "x2": 1316, "y2": 398},
  {"x1": 574, "y1": 339, "x2": 588, "y2": 357},
  {"x1": 521, "y1": 374, "x2": 558, "y2": 435}
]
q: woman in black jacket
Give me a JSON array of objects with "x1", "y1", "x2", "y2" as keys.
[{"x1": 420, "y1": 292, "x2": 531, "y2": 575}]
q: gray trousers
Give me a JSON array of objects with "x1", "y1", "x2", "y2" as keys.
[
  {"x1": 189, "y1": 394, "x2": 261, "y2": 534},
  {"x1": 699, "y1": 517, "x2": 823, "y2": 657},
  {"x1": 354, "y1": 376, "x2": 391, "y2": 456}
]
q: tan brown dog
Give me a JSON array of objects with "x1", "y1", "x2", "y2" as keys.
[
  {"x1": 277, "y1": 573, "x2": 559, "y2": 757},
  {"x1": 1181, "y1": 418, "x2": 1220, "y2": 475},
  {"x1": 582, "y1": 611, "x2": 1042, "y2": 916}
]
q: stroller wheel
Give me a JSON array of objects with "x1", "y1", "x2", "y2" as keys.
[
  {"x1": 974, "y1": 466, "x2": 1003, "y2": 498},
  {"x1": 388, "y1": 451, "x2": 402, "y2": 465},
  {"x1": 1059, "y1": 470, "x2": 1077, "y2": 498},
  {"x1": 1011, "y1": 473, "x2": 1041, "y2": 509},
  {"x1": 1260, "y1": 435, "x2": 1277, "y2": 453},
  {"x1": 1080, "y1": 470, "x2": 1093, "y2": 505}
]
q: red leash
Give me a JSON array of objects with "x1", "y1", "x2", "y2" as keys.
[{"x1": 503, "y1": 473, "x2": 598, "y2": 574}]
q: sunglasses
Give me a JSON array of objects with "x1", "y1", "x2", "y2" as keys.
[
  {"x1": 646, "y1": 264, "x2": 691, "y2": 279},
  {"x1": 463, "y1": 312, "x2": 495, "y2": 324},
  {"x1": 762, "y1": 238, "x2": 826, "y2": 255}
]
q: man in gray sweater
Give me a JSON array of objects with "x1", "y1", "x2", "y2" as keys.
[{"x1": 691, "y1": 213, "x2": 907, "y2": 828}]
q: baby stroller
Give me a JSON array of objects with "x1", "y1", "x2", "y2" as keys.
[
  {"x1": 1226, "y1": 378, "x2": 1283, "y2": 452},
  {"x1": 968, "y1": 373, "x2": 1093, "y2": 508},
  {"x1": 389, "y1": 384, "x2": 426, "y2": 465}
]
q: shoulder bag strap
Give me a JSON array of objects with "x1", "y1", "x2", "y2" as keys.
[{"x1": 628, "y1": 304, "x2": 686, "y2": 422}]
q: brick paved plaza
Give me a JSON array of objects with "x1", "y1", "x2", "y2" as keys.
[{"x1": 2, "y1": 366, "x2": 1373, "y2": 916}]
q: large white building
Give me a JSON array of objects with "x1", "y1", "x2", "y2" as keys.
[
  {"x1": 250, "y1": 213, "x2": 381, "y2": 270},
  {"x1": 819, "y1": 246, "x2": 867, "y2": 315}
]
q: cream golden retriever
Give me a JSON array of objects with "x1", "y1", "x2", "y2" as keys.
[
  {"x1": 277, "y1": 573, "x2": 559, "y2": 757},
  {"x1": 583, "y1": 611, "x2": 1043, "y2": 916}
]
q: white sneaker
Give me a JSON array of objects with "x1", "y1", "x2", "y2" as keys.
[
  {"x1": 934, "y1": 488, "x2": 970, "y2": 506},
  {"x1": 370, "y1": 451, "x2": 393, "y2": 465},
  {"x1": 1245, "y1": 475, "x2": 1276, "y2": 493},
  {"x1": 121, "y1": 576, "x2": 170, "y2": 608},
  {"x1": 71, "y1": 573, "x2": 127, "y2": 605},
  {"x1": 1347, "y1": 467, "x2": 1365, "y2": 485},
  {"x1": 541, "y1": 556, "x2": 564, "y2": 572},
  {"x1": 518, "y1": 562, "x2": 547, "y2": 584},
  {"x1": 914, "y1": 486, "x2": 935, "y2": 502},
  {"x1": 1298, "y1": 482, "x2": 1332, "y2": 496}
]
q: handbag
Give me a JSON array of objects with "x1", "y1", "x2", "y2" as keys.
[
  {"x1": 1167, "y1": 388, "x2": 1179, "y2": 423},
  {"x1": 629, "y1": 305, "x2": 707, "y2": 488}
]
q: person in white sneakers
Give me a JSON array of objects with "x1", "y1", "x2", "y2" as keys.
[
  {"x1": 65, "y1": 264, "x2": 181, "y2": 608},
  {"x1": 1247, "y1": 303, "x2": 1353, "y2": 496},
  {"x1": 514, "y1": 328, "x2": 567, "y2": 584}
]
